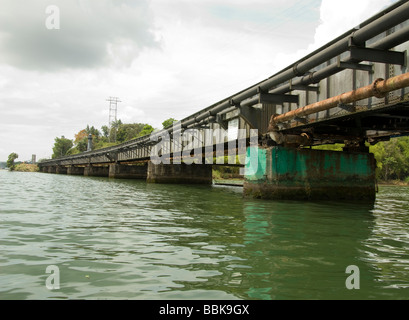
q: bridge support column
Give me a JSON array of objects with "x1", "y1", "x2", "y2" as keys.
[
  {"x1": 109, "y1": 163, "x2": 147, "y2": 179},
  {"x1": 84, "y1": 165, "x2": 109, "y2": 177},
  {"x1": 56, "y1": 166, "x2": 67, "y2": 174},
  {"x1": 67, "y1": 166, "x2": 85, "y2": 175},
  {"x1": 146, "y1": 161, "x2": 213, "y2": 184},
  {"x1": 243, "y1": 146, "x2": 376, "y2": 201},
  {"x1": 48, "y1": 166, "x2": 56, "y2": 174}
]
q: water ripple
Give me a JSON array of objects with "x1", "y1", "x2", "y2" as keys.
[{"x1": 1, "y1": 172, "x2": 409, "y2": 299}]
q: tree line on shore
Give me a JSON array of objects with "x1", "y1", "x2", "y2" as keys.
[
  {"x1": 51, "y1": 118, "x2": 177, "y2": 159},
  {"x1": 371, "y1": 136, "x2": 409, "y2": 182},
  {"x1": 4, "y1": 152, "x2": 38, "y2": 172}
]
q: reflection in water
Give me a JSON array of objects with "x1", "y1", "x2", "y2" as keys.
[
  {"x1": 362, "y1": 187, "x2": 409, "y2": 293},
  {"x1": 240, "y1": 201, "x2": 376, "y2": 299},
  {"x1": 1, "y1": 171, "x2": 409, "y2": 299}
]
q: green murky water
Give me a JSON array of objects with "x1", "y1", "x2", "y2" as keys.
[{"x1": 1, "y1": 170, "x2": 408, "y2": 299}]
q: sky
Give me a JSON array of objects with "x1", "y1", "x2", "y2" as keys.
[{"x1": 0, "y1": 0, "x2": 398, "y2": 161}]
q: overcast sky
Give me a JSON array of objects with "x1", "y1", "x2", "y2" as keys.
[{"x1": 0, "y1": 0, "x2": 397, "y2": 161}]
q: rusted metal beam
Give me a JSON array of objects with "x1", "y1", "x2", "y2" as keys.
[{"x1": 269, "y1": 72, "x2": 409, "y2": 129}]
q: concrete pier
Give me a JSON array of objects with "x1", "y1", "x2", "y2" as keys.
[
  {"x1": 146, "y1": 161, "x2": 213, "y2": 184},
  {"x1": 83, "y1": 165, "x2": 109, "y2": 177},
  {"x1": 109, "y1": 163, "x2": 147, "y2": 179},
  {"x1": 67, "y1": 166, "x2": 85, "y2": 175},
  {"x1": 243, "y1": 146, "x2": 376, "y2": 201},
  {"x1": 48, "y1": 166, "x2": 56, "y2": 174},
  {"x1": 56, "y1": 166, "x2": 67, "y2": 174}
]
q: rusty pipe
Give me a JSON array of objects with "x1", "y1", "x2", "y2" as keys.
[{"x1": 269, "y1": 72, "x2": 409, "y2": 129}]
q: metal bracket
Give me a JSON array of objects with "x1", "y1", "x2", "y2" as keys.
[
  {"x1": 239, "y1": 92, "x2": 299, "y2": 108},
  {"x1": 337, "y1": 56, "x2": 374, "y2": 73},
  {"x1": 349, "y1": 46, "x2": 405, "y2": 66},
  {"x1": 239, "y1": 106, "x2": 261, "y2": 129},
  {"x1": 216, "y1": 114, "x2": 228, "y2": 130},
  {"x1": 258, "y1": 92, "x2": 299, "y2": 104},
  {"x1": 289, "y1": 80, "x2": 319, "y2": 92}
]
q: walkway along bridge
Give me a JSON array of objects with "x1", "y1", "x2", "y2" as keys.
[{"x1": 39, "y1": 1, "x2": 409, "y2": 201}]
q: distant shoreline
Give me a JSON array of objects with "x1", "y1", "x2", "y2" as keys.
[{"x1": 9, "y1": 163, "x2": 39, "y2": 172}]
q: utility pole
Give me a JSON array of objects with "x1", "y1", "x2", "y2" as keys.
[{"x1": 107, "y1": 97, "x2": 121, "y2": 142}]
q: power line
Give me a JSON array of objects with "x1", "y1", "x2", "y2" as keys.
[{"x1": 107, "y1": 96, "x2": 121, "y2": 142}]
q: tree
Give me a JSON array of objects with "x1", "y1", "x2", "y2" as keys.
[
  {"x1": 109, "y1": 119, "x2": 123, "y2": 142},
  {"x1": 71, "y1": 125, "x2": 103, "y2": 153},
  {"x1": 101, "y1": 125, "x2": 109, "y2": 138},
  {"x1": 162, "y1": 118, "x2": 178, "y2": 129},
  {"x1": 370, "y1": 136, "x2": 409, "y2": 181},
  {"x1": 116, "y1": 123, "x2": 146, "y2": 142},
  {"x1": 74, "y1": 129, "x2": 88, "y2": 143},
  {"x1": 52, "y1": 136, "x2": 73, "y2": 159},
  {"x1": 138, "y1": 124, "x2": 154, "y2": 137},
  {"x1": 7, "y1": 152, "x2": 18, "y2": 171},
  {"x1": 86, "y1": 125, "x2": 101, "y2": 138},
  {"x1": 73, "y1": 129, "x2": 88, "y2": 153}
]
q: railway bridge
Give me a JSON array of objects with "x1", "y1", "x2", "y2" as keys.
[{"x1": 39, "y1": 1, "x2": 409, "y2": 201}]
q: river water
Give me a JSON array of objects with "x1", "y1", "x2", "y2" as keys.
[{"x1": 1, "y1": 170, "x2": 408, "y2": 300}]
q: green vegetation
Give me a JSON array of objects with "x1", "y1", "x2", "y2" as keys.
[
  {"x1": 52, "y1": 136, "x2": 73, "y2": 159},
  {"x1": 162, "y1": 118, "x2": 178, "y2": 129},
  {"x1": 6, "y1": 152, "x2": 18, "y2": 171},
  {"x1": 370, "y1": 136, "x2": 409, "y2": 183},
  {"x1": 312, "y1": 144, "x2": 344, "y2": 152},
  {"x1": 14, "y1": 163, "x2": 39, "y2": 172},
  {"x1": 135, "y1": 124, "x2": 155, "y2": 139},
  {"x1": 4, "y1": 153, "x2": 38, "y2": 172},
  {"x1": 49, "y1": 118, "x2": 177, "y2": 159},
  {"x1": 212, "y1": 165, "x2": 242, "y2": 182}
]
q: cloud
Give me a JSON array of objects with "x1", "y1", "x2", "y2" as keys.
[
  {"x1": 271, "y1": 0, "x2": 398, "y2": 71},
  {"x1": 0, "y1": 0, "x2": 159, "y2": 71},
  {"x1": 312, "y1": 0, "x2": 397, "y2": 49},
  {"x1": 146, "y1": 0, "x2": 322, "y2": 111}
]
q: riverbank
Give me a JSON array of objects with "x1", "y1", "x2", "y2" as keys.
[
  {"x1": 13, "y1": 163, "x2": 39, "y2": 172},
  {"x1": 378, "y1": 180, "x2": 409, "y2": 186},
  {"x1": 213, "y1": 178, "x2": 244, "y2": 186}
]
